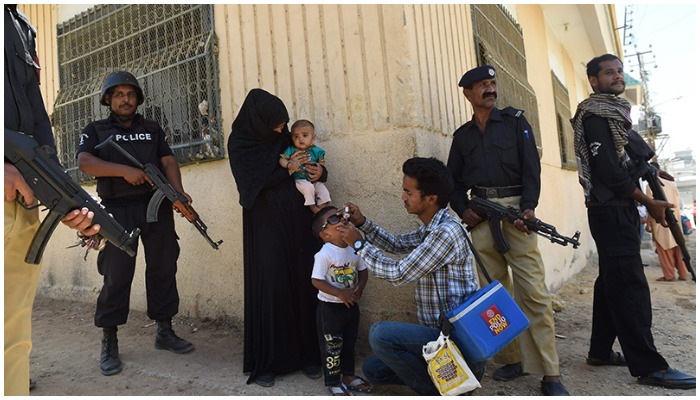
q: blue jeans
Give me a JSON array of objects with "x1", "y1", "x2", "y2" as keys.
[{"x1": 362, "y1": 321, "x2": 486, "y2": 395}]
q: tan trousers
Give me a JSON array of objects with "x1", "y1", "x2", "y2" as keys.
[
  {"x1": 655, "y1": 242, "x2": 689, "y2": 280},
  {"x1": 470, "y1": 196, "x2": 560, "y2": 376},
  {"x1": 4, "y1": 200, "x2": 42, "y2": 396}
]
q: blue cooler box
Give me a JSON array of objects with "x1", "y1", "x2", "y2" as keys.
[{"x1": 445, "y1": 280, "x2": 529, "y2": 362}]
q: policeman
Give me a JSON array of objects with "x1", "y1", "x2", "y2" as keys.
[
  {"x1": 77, "y1": 71, "x2": 194, "y2": 376},
  {"x1": 572, "y1": 53, "x2": 695, "y2": 390},
  {"x1": 5, "y1": 5, "x2": 99, "y2": 395},
  {"x1": 447, "y1": 65, "x2": 568, "y2": 395}
]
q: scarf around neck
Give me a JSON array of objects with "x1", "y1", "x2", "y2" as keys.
[{"x1": 571, "y1": 93, "x2": 632, "y2": 197}]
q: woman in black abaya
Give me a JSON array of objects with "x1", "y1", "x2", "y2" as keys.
[{"x1": 228, "y1": 89, "x2": 323, "y2": 387}]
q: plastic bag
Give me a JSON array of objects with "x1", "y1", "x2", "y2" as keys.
[{"x1": 422, "y1": 332, "x2": 481, "y2": 395}]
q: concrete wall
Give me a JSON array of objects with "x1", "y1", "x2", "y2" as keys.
[
  {"x1": 516, "y1": 5, "x2": 596, "y2": 289},
  {"x1": 31, "y1": 4, "x2": 614, "y2": 327}
]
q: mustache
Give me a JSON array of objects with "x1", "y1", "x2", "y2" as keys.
[{"x1": 483, "y1": 92, "x2": 497, "y2": 99}]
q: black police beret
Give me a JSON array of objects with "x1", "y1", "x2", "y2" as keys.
[{"x1": 459, "y1": 65, "x2": 496, "y2": 88}]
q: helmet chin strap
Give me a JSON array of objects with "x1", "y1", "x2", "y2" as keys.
[{"x1": 110, "y1": 110, "x2": 136, "y2": 123}]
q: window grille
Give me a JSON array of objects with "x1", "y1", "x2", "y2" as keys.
[
  {"x1": 551, "y1": 72, "x2": 577, "y2": 170},
  {"x1": 53, "y1": 4, "x2": 223, "y2": 182},
  {"x1": 471, "y1": 4, "x2": 542, "y2": 156}
]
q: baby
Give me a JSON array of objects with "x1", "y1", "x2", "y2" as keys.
[{"x1": 280, "y1": 119, "x2": 331, "y2": 213}]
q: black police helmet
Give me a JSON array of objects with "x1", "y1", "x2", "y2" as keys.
[{"x1": 100, "y1": 71, "x2": 144, "y2": 106}]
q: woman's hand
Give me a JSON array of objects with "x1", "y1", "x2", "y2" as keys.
[
  {"x1": 287, "y1": 150, "x2": 310, "y2": 173},
  {"x1": 306, "y1": 163, "x2": 322, "y2": 182}
]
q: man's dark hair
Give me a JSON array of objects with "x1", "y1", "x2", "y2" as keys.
[
  {"x1": 586, "y1": 54, "x2": 622, "y2": 77},
  {"x1": 311, "y1": 205, "x2": 338, "y2": 239},
  {"x1": 291, "y1": 119, "x2": 315, "y2": 132},
  {"x1": 402, "y1": 157, "x2": 454, "y2": 208}
]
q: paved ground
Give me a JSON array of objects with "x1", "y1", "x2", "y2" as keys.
[{"x1": 29, "y1": 231, "x2": 695, "y2": 396}]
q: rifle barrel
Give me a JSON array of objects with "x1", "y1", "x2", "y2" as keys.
[{"x1": 644, "y1": 167, "x2": 695, "y2": 281}]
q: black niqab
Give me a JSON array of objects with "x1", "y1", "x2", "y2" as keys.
[{"x1": 228, "y1": 88, "x2": 291, "y2": 209}]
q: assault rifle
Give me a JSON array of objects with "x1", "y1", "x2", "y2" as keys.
[
  {"x1": 5, "y1": 129, "x2": 139, "y2": 264},
  {"x1": 644, "y1": 166, "x2": 695, "y2": 281},
  {"x1": 95, "y1": 135, "x2": 223, "y2": 250},
  {"x1": 469, "y1": 196, "x2": 581, "y2": 253}
]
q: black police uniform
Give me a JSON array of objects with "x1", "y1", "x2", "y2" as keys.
[
  {"x1": 78, "y1": 113, "x2": 181, "y2": 327},
  {"x1": 5, "y1": 5, "x2": 53, "y2": 148},
  {"x1": 582, "y1": 114, "x2": 669, "y2": 377},
  {"x1": 447, "y1": 106, "x2": 541, "y2": 215}
]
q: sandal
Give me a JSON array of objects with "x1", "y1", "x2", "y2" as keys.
[
  {"x1": 328, "y1": 384, "x2": 353, "y2": 396},
  {"x1": 344, "y1": 376, "x2": 373, "y2": 393}
]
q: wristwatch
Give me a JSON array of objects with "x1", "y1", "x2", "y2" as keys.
[{"x1": 352, "y1": 239, "x2": 366, "y2": 254}]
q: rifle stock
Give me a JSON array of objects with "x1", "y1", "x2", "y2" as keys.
[
  {"x1": 469, "y1": 196, "x2": 581, "y2": 249},
  {"x1": 5, "y1": 129, "x2": 139, "y2": 264},
  {"x1": 95, "y1": 135, "x2": 223, "y2": 250},
  {"x1": 643, "y1": 167, "x2": 695, "y2": 281}
]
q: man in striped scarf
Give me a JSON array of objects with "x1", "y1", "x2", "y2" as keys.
[{"x1": 571, "y1": 54, "x2": 695, "y2": 390}]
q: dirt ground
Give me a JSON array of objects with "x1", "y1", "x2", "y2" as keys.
[{"x1": 30, "y1": 231, "x2": 696, "y2": 396}]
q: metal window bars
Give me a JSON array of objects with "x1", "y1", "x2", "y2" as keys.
[{"x1": 53, "y1": 4, "x2": 223, "y2": 182}]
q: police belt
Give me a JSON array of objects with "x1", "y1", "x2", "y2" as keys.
[{"x1": 471, "y1": 185, "x2": 523, "y2": 199}]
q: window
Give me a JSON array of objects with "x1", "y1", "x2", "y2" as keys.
[
  {"x1": 551, "y1": 71, "x2": 576, "y2": 170},
  {"x1": 53, "y1": 4, "x2": 223, "y2": 182},
  {"x1": 471, "y1": 4, "x2": 541, "y2": 156}
]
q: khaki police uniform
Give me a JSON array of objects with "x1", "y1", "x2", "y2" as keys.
[
  {"x1": 447, "y1": 106, "x2": 560, "y2": 376},
  {"x1": 4, "y1": 5, "x2": 55, "y2": 395}
]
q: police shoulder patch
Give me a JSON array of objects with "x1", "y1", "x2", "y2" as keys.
[{"x1": 502, "y1": 107, "x2": 524, "y2": 118}]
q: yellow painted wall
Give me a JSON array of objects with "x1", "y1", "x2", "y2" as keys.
[
  {"x1": 18, "y1": 4, "x2": 59, "y2": 115},
  {"x1": 517, "y1": 4, "x2": 596, "y2": 289},
  {"x1": 37, "y1": 4, "x2": 482, "y2": 326},
  {"x1": 34, "y1": 4, "x2": 616, "y2": 324}
]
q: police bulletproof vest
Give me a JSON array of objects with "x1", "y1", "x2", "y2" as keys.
[{"x1": 92, "y1": 118, "x2": 164, "y2": 201}]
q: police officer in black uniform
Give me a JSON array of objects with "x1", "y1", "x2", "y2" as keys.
[
  {"x1": 447, "y1": 65, "x2": 568, "y2": 396},
  {"x1": 572, "y1": 54, "x2": 695, "y2": 390},
  {"x1": 77, "y1": 71, "x2": 194, "y2": 376}
]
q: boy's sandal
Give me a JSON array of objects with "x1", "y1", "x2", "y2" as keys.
[
  {"x1": 345, "y1": 377, "x2": 373, "y2": 393},
  {"x1": 328, "y1": 384, "x2": 353, "y2": 396}
]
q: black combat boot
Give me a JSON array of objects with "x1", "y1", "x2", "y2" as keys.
[
  {"x1": 155, "y1": 319, "x2": 194, "y2": 354},
  {"x1": 100, "y1": 326, "x2": 122, "y2": 376}
]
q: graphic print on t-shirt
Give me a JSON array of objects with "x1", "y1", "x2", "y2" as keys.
[{"x1": 331, "y1": 263, "x2": 357, "y2": 288}]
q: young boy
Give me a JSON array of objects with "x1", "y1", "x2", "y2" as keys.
[
  {"x1": 280, "y1": 119, "x2": 331, "y2": 213},
  {"x1": 311, "y1": 206, "x2": 372, "y2": 395}
]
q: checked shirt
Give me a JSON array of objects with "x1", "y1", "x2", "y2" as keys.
[{"x1": 356, "y1": 208, "x2": 479, "y2": 328}]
